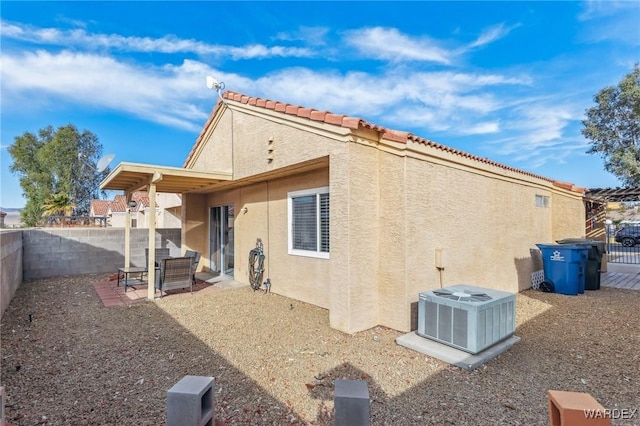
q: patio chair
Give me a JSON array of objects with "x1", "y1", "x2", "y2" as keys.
[
  {"x1": 184, "y1": 250, "x2": 201, "y2": 284},
  {"x1": 155, "y1": 257, "x2": 193, "y2": 297},
  {"x1": 145, "y1": 248, "x2": 172, "y2": 269}
]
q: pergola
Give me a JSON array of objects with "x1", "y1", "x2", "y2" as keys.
[
  {"x1": 100, "y1": 162, "x2": 232, "y2": 300},
  {"x1": 585, "y1": 187, "x2": 640, "y2": 202}
]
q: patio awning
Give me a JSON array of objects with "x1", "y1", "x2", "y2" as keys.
[
  {"x1": 585, "y1": 187, "x2": 640, "y2": 202},
  {"x1": 100, "y1": 162, "x2": 232, "y2": 194}
]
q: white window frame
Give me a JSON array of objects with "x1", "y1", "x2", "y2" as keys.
[
  {"x1": 535, "y1": 194, "x2": 550, "y2": 208},
  {"x1": 288, "y1": 187, "x2": 329, "y2": 259}
]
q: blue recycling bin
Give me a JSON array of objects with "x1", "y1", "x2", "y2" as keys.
[{"x1": 536, "y1": 244, "x2": 589, "y2": 295}]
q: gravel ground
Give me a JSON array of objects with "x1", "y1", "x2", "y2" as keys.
[{"x1": 1, "y1": 274, "x2": 639, "y2": 425}]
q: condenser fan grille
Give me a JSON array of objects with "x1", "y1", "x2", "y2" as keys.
[
  {"x1": 432, "y1": 289, "x2": 493, "y2": 302},
  {"x1": 418, "y1": 285, "x2": 516, "y2": 354}
]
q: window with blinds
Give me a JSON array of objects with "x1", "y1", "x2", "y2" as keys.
[{"x1": 288, "y1": 187, "x2": 329, "y2": 258}]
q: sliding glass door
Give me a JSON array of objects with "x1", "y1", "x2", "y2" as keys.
[{"x1": 209, "y1": 205, "x2": 234, "y2": 277}]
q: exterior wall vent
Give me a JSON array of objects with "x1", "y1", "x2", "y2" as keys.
[{"x1": 417, "y1": 284, "x2": 516, "y2": 354}]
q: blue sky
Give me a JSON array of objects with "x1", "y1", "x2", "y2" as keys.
[{"x1": 1, "y1": 1, "x2": 639, "y2": 208}]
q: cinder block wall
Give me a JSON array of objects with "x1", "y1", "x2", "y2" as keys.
[
  {"x1": 1, "y1": 230, "x2": 23, "y2": 319},
  {"x1": 22, "y1": 228, "x2": 181, "y2": 280}
]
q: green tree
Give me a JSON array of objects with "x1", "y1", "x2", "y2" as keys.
[
  {"x1": 582, "y1": 64, "x2": 640, "y2": 186},
  {"x1": 8, "y1": 124, "x2": 108, "y2": 226},
  {"x1": 41, "y1": 192, "x2": 77, "y2": 216}
]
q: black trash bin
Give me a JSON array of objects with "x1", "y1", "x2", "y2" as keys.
[{"x1": 556, "y1": 238, "x2": 606, "y2": 290}]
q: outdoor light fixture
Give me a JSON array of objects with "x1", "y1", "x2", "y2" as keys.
[{"x1": 128, "y1": 200, "x2": 137, "y2": 209}]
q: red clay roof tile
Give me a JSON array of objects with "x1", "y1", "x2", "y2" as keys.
[
  {"x1": 341, "y1": 117, "x2": 361, "y2": 129},
  {"x1": 90, "y1": 199, "x2": 110, "y2": 216},
  {"x1": 324, "y1": 113, "x2": 345, "y2": 125},
  {"x1": 383, "y1": 130, "x2": 410, "y2": 143},
  {"x1": 309, "y1": 110, "x2": 328, "y2": 121},
  {"x1": 297, "y1": 108, "x2": 312, "y2": 119},
  {"x1": 182, "y1": 90, "x2": 581, "y2": 193}
]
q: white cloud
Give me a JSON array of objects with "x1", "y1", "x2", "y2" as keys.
[
  {"x1": 0, "y1": 20, "x2": 316, "y2": 59},
  {"x1": 1, "y1": 50, "x2": 214, "y2": 131},
  {"x1": 460, "y1": 122, "x2": 500, "y2": 135},
  {"x1": 482, "y1": 97, "x2": 590, "y2": 169},
  {"x1": 578, "y1": 0, "x2": 637, "y2": 21},
  {"x1": 577, "y1": 1, "x2": 640, "y2": 46},
  {"x1": 0, "y1": 19, "x2": 610, "y2": 176},
  {"x1": 241, "y1": 68, "x2": 526, "y2": 128},
  {"x1": 342, "y1": 24, "x2": 521, "y2": 64},
  {"x1": 344, "y1": 27, "x2": 453, "y2": 64},
  {"x1": 465, "y1": 23, "x2": 521, "y2": 50},
  {"x1": 274, "y1": 26, "x2": 330, "y2": 46}
]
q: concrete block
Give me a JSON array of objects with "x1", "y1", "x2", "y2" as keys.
[
  {"x1": 548, "y1": 390, "x2": 610, "y2": 426},
  {"x1": 334, "y1": 379, "x2": 369, "y2": 426},
  {"x1": 167, "y1": 375, "x2": 215, "y2": 426}
]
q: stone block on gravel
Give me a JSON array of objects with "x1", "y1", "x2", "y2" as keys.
[
  {"x1": 334, "y1": 379, "x2": 369, "y2": 426},
  {"x1": 167, "y1": 375, "x2": 215, "y2": 426}
]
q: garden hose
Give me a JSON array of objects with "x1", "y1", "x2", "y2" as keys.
[{"x1": 248, "y1": 239, "x2": 265, "y2": 291}]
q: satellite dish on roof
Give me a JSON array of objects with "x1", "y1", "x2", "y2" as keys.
[
  {"x1": 96, "y1": 153, "x2": 115, "y2": 173},
  {"x1": 206, "y1": 76, "x2": 225, "y2": 92}
]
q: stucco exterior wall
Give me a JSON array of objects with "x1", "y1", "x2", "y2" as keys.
[
  {"x1": 183, "y1": 193, "x2": 208, "y2": 271},
  {"x1": 190, "y1": 111, "x2": 234, "y2": 174},
  {"x1": 110, "y1": 212, "x2": 127, "y2": 228},
  {"x1": 396, "y1": 158, "x2": 554, "y2": 330},
  {"x1": 135, "y1": 194, "x2": 183, "y2": 229},
  {"x1": 328, "y1": 140, "x2": 380, "y2": 332},
  {"x1": 183, "y1": 99, "x2": 586, "y2": 334},
  {"x1": 377, "y1": 148, "x2": 408, "y2": 332},
  {"x1": 190, "y1": 105, "x2": 349, "y2": 178},
  {"x1": 551, "y1": 191, "x2": 586, "y2": 241},
  {"x1": 196, "y1": 170, "x2": 333, "y2": 309}
]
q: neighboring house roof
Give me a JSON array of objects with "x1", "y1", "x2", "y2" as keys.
[
  {"x1": 109, "y1": 192, "x2": 150, "y2": 213},
  {"x1": 183, "y1": 90, "x2": 584, "y2": 194},
  {"x1": 93, "y1": 191, "x2": 181, "y2": 214},
  {"x1": 110, "y1": 195, "x2": 128, "y2": 213},
  {"x1": 90, "y1": 200, "x2": 110, "y2": 216},
  {"x1": 133, "y1": 192, "x2": 150, "y2": 208}
]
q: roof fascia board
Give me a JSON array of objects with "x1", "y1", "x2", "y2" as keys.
[{"x1": 100, "y1": 162, "x2": 232, "y2": 192}]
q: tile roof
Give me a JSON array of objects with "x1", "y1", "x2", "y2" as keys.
[
  {"x1": 92, "y1": 191, "x2": 172, "y2": 214},
  {"x1": 90, "y1": 199, "x2": 110, "y2": 216},
  {"x1": 183, "y1": 90, "x2": 584, "y2": 194},
  {"x1": 110, "y1": 195, "x2": 127, "y2": 213},
  {"x1": 131, "y1": 191, "x2": 150, "y2": 208}
]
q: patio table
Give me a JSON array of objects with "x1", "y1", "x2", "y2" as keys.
[{"x1": 117, "y1": 266, "x2": 148, "y2": 292}]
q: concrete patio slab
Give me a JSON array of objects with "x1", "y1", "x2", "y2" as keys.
[
  {"x1": 396, "y1": 332, "x2": 520, "y2": 371},
  {"x1": 601, "y1": 263, "x2": 640, "y2": 290}
]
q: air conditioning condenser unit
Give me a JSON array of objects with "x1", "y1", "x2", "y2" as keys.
[{"x1": 417, "y1": 284, "x2": 516, "y2": 354}]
